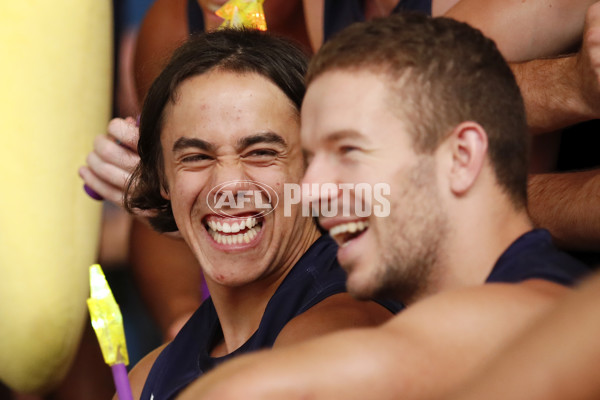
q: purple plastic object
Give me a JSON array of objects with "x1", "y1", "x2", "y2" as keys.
[
  {"x1": 84, "y1": 184, "x2": 104, "y2": 201},
  {"x1": 111, "y1": 363, "x2": 133, "y2": 400}
]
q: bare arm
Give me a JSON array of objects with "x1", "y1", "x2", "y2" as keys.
[
  {"x1": 511, "y1": 1, "x2": 600, "y2": 134},
  {"x1": 443, "y1": 0, "x2": 600, "y2": 134},
  {"x1": 133, "y1": 0, "x2": 189, "y2": 102},
  {"x1": 273, "y1": 293, "x2": 394, "y2": 347},
  {"x1": 450, "y1": 271, "x2": 600, "y2": 400},
  {"x1": 302, "y1": 0, "x2": 324, "y2": 52},
  {"x1": 528, "y1": 169, "x2": 600, "y2": 251},
  {"x1": 442, "y1": 0, "x2": 594, "y2": 62},
  {"x1": 176, "y1": 281, "x2": 567, "y2": 400}
]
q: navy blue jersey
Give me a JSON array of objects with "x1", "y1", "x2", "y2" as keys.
[
  {"x1": 486, "y1": 229, "x2": 590, "y2": 285},
  {"x1": 323, "y1": 0, "x2": 431, "y2": 42},
  {"x1": 187, "y1": 0, "x2": 205, "y2": 34},
  {"x1": 140, "y1": 235, "x2": 402, "y2": 400}
]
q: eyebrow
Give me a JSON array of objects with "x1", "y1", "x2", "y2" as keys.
[
  {"x1": 323, "y1": 130, "x2": 366, "y2": 144},
  {"x1": 172, "y1": 137, "x2": 215, "y2": 153},
  {"x1": 235, "y1": 132, "x2": 287, "y2": 152}
]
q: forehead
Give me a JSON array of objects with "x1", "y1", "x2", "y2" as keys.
[
  {"x1": 162, "y1": 70, "x2": 299, "y2": 146},
  {"x1": 301, "y1": 69, "x2": 411, "y2": 151}
]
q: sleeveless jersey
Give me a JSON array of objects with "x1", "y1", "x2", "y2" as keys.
[
  {"x1": 486, "y1": 229, "x2": 590, "y2": 285},
  {"x1": 140, "y1": 235, "x2": 402, "y2": 399},
  {"x1": 323, "y1": 0, "x2": 431, "y2": 42}
]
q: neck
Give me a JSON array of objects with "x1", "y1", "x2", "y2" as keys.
[
  {"x1": 422, "y1": 192, "x2": 533, "y2": 300},
  {"x1": 207, "y1": 221, "x2": 321, "y2": 355}
]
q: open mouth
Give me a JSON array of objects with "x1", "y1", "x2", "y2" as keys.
[
  {"x1": 329, "y1": 221, "x2": 369, "y2": 247},
  {"x1": 203, "y1": 214, "x2": 264, "y2": 246}
]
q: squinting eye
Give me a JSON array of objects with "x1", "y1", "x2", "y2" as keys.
[
  {"x1": 182, "y1": 154, "x2": 212, "y2": 163},
  {"x1": 339, "y1": 145, "x2": 359, "y2": 154},
  {"x1": 245, "y1": 149, "x2": 278, "y2": 158}
]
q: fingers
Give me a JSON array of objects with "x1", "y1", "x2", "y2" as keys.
[
  {"x1": 85, "y1": 150, "x2": 133, "y2": 190},
  {"x1": 78, "y1": 165, "x2": 125, "y2": 206},
  {"x1": 80, "y1": 117, "x2": 141, "y2": 207},
  {"x1": 92, "y1": 133, "x2": 139, "y2": 174},
  {"x1": 107, "y1": 117, "x2": 140, "y2": 151}
]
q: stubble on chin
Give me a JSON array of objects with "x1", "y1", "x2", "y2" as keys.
[{"x1": 365, "y1": 159, "x2": 448, "y2": 304}]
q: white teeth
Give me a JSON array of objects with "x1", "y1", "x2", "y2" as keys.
[
  {"x1": 348, "y1": 222, "x2": 357, "y2": 233},
  {"x1": 208, "y1": 217, "x2": 258, "y2": 233},
  {"x1": 209, "y1": 224, "x2": 261, "y2": 246},
  {"x1": 329, "y1": 221, "x2": 369, "y2": 238}
]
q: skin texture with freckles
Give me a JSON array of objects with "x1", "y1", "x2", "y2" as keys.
[{"x1": 160, "y1": 70, "x2": 311, "y2": 288}]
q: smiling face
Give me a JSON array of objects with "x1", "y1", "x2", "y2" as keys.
[
  {"x1": 301, "y1": 70, "x2": 449, "y2": 302},
  {"x1": 160, "y1": 70, "x2": 315, "y2": 287}
]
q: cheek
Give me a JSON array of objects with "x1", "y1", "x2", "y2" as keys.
[{"x1": 169, "y1": 174, "x2": 206, "y2": 212}]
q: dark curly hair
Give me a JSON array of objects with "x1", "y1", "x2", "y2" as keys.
[{"x1": 125, "y1": 28, "x2": 309, "y2": 232}]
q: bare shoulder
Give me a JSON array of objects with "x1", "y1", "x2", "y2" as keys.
[
  {"x1": 383, "y1": 280, "x2": 570, "y2": 355},
  {"x1": 336, "y1": 280, "x2": 572, "y2": 397},
  {"x1": 388, "y1": 279, "x2": 567, "y2": 327},
  {"x1": 121, "y1": 343, "x2": 169, "y2": 400},
  {"x1": 274, "y1": 292, "x2": 395, "y2": 347}
]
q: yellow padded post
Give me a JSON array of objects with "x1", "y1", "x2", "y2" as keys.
[{"x1": 0, "y1": 0, "x2": 112, "y2": 393}]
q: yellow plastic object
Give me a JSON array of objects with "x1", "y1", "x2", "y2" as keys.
[
  {"x1": 0, "y1": 1, "x2": 111, "y2": 394},
  {"x1": 216, "y1": 0, "x2": 267, "y2": 31},
  {"x1": 87, "y1": 265, "x2": 129, "y2": 366}
]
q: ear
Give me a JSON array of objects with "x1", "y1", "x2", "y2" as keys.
[{"x1": 446, "y1": 122, "x2": 488, "y2": 195}]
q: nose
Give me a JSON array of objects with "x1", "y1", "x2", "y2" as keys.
[
  {"x1": 213, "y1": 157, "x2": 247, "y2": 186},
  {"x1": 209, "y1": 161, "x2": 271, "y2": 214}
]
